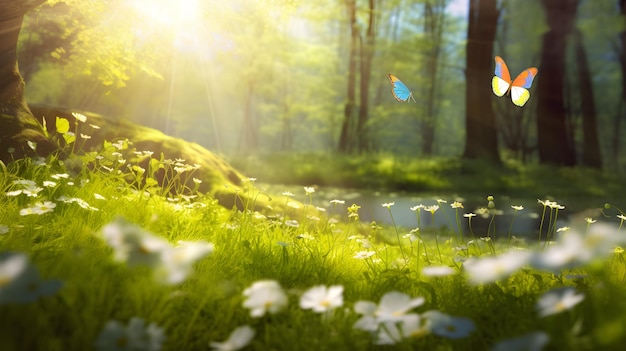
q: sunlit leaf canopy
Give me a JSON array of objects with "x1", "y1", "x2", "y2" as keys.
[
  {"x1": 41, "y1": 0, "x2": 300, "y2": 86},
  {"x1": 26, "y1": 0, "x2": 378, "y2": 151}
]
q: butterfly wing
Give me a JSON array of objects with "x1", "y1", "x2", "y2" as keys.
[
  {"x1": 387, "y1": 74, "x2": 414, "y2": 102},
  {"x1": 510, "y1": 67, "x2": 538, "y2": 107},
  {"x1": 492, "y1": 56, "x2": 512, "y2": 97}
]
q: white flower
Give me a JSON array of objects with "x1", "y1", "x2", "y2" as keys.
[
  {"x1": 422, "y1": 310, "x2": 475, "y2": 339},
  {"x1": 94, "y1": 317, "x2": 165, "y2": 351},
  {"x1": 531, "y1": 224, "x2": 621, "y2": 272},
  {"x1": 353, "y1": 251, "x2": 376, "y2": 259},
  {"x1": 284, "y1": 220, "x2": 299, "y2": 228},
  {"x1": 463, "y1": 250, "x2": 531, "y2": 284},
  {"x1": 12, "y1": 179, "x2": 36, "y2": 186},
  {"x1": 19, "y1": 207, "x2": 34, "y2": 216},
  {"x1": 354, "y1": 291, "x2": 425, "y2": 332},
  {"x1": 22, "y1": 183, "x2": 43, "y2": 197},
  {"x1": 0, "y1": 252, "x2": 62, "y2": 305},
  {"x1": 72, "y1": 112, "x2": 87, "y2": 123},
  {"x1": 156, "y1": 241, "x2": 214, "y2": 285},
  {"x1": 536, "y1": 287, "x2": 584, "y2": 317},
  {"x1": 375, "y1": 314, "x2": 426, "y2": 345},
  {"x1": 210, "y1": 325, "x2": 255, "y2": 351},
  {"x1": 33, "y1": 201, "x2": 56, "y2": 214},
  {"x1": 101, "y1": 218, "x2": 170, "y2": 268},
  {"x1": 451, "y1": 201, "x2": 464, "y2": 209},
  {"x1": 242, "y1": 280, "x2": 288, "y2": 318},
  {"x1": 50, "y1": 173, "x2": 70, "y2": 179},
  {"x1": 58, "y1": 196, "x2": 98, "y2": 211},
  {"x1": 300, "y1": 285, "x2": 343, "y2": 313},
  {"x1": 425, "y1": 205, "x2": 439, "y2": 213},
  {"x1": 372, "y1": 291, "x2": 425, "y2": 322},
  {"x1": 381, "y1": 202, "x2": 395, "y2": 208},
  {"x1": 20, "y1": 201, "x2": 56, "y2": 216},
  {"x1": 304, "y1": 186, "x2": 315, "y2": 194},
  {"x1": 410, "y1": 205, "x2": 424, "y2": 211},
  {"x1": 422, "y1": 266, "x2": 456, "y2": 277},
  {"x1": 5, "y1": 190, "x2": 22, "y2": 196}
]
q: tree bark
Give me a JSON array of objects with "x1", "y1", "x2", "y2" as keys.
[
  {"x1": 0, "y1": 0, "x2": 55, "y2": 164},
  {"x1": 535, "y1": 0, "x2": 577, "y2": 166},
  {"x1": 462, "y1": 0, "x2": 501, "y2": 163},
  {"x1": 356, "y1": 0, "x2": 375, "y2": 154},
  {"x1": 421, "y1": 0, "x2": 446, "y2": 156},
  {"x1": 338, "y1": 0, "x2": 358, "y2": 153},
  {"x1": 573, "y1": 29, "x2": 601, "y2": 168},
  {"x1": 613, "y1": 0, "x2": 626, "y2": 169}
]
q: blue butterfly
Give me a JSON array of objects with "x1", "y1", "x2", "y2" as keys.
[{"x1": 387, "y1": 74, "x2": 416, "y2": 103}]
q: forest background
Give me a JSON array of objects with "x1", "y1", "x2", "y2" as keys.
[{"x1": 16, "y1": 0, "x2": 626, "y2": 175}]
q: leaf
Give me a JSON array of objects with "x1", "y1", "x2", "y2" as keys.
[
  {"x1": 56, "y1": 117, "x2": 70, "y2": 134},
  {"x1": 41, "y1": 117, "x2": 49, "y2": 138},
  {"x1": 63, "y1": 132, "x2": 76, "y2": 145},
  {"x1": 145, "y1": 178, "x2": 158, "y2": 188}
]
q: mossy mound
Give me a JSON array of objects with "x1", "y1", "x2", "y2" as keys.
[{"x1": 29, "y1": 104, "x2": 262, "y2": 212}]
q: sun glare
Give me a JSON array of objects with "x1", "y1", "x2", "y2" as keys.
[{"x1": 127, "y1": 0, "x2": 202, "y2": 30}]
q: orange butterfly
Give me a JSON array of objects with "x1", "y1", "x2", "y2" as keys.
[{"x1": 492, "y1": 56, "x2": 538, "y2": 107}]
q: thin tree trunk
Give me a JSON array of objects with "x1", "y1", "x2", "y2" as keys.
[
  {"x1": 338, "y1": 0, "x2": 358, "y2": 153},
  {"x1": 0, "y1": 0, "x2": 55, "y2": 163},
  {"x1": 613, "y1": 0, "x2": 626, "y2": 169},
  {"x1": 573, "y1": 29, "x2": 601, "y2": 168},
  {"x1": 536, "y1": 0, "x2": 577, "y2": 166},
  {"x1": 421, "y1": 0, "x2": 446, "y2": 156},
  {"x1": 462, "y1": 0, "x2": 501, "y2": 163},
  {"x1": 356, "y1": 0, "x2": 375, "y2": 154}
]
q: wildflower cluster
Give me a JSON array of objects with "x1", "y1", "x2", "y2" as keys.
[
  {"x1": 101, "y1": 218, "x2": 214, "y2": 285},
  {"x1": 3, "y1": 138, "x2": 626, "y2": 351}
]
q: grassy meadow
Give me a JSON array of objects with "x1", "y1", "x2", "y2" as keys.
[{"x1": 2, "y1": 121, "x2": 626, "y2": 350}]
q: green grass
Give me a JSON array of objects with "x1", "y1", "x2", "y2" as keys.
[
  {"x1": 228, "y1": 152, "x2": 626, "y2": 203},
  {"x1": 3, "y1": 146, "x2": 626, "y2": 350}
]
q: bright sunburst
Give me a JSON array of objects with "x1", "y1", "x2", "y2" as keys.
[{"x1": 126, "y1": 0, "x2": 202, "y2": 28}]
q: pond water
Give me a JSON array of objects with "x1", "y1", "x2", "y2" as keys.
[{"x1": 261, "y1": 184, "x2": 608, "y2": 239}]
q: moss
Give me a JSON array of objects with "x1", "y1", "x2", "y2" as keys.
[{"x1": 27, "y1": 104, "x2": 308, "y2": 214}]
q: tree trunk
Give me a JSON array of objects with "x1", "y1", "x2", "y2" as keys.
[
  {"x1": 536, "y1": 0, "x2": 577, "y2": 166},
  {"x1": 573, "y1": 29, "x2": 601, "y2": 169},
  {"x1": 0, "y1": 0, "x2": 55, "y2": 163},
  {"x1": 338, "y1": 0, "x2": 358, "y2": 153},
  {"x1": 356, "y1": 0, "x2": 375, "y2": 154},
  {"x1": 421, "y1": 0, "x2": 446, "y2": 156},
  {"x1": 613, "y1": 0, "x2": 626, "y2": 170},
  {"x1": 462, "y1": 0, "x2": 501, "y2": 163}
]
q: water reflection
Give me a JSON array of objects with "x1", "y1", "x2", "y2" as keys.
[{"x1": 263, "y1": 184, "x2": 607, "y2": 239}]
